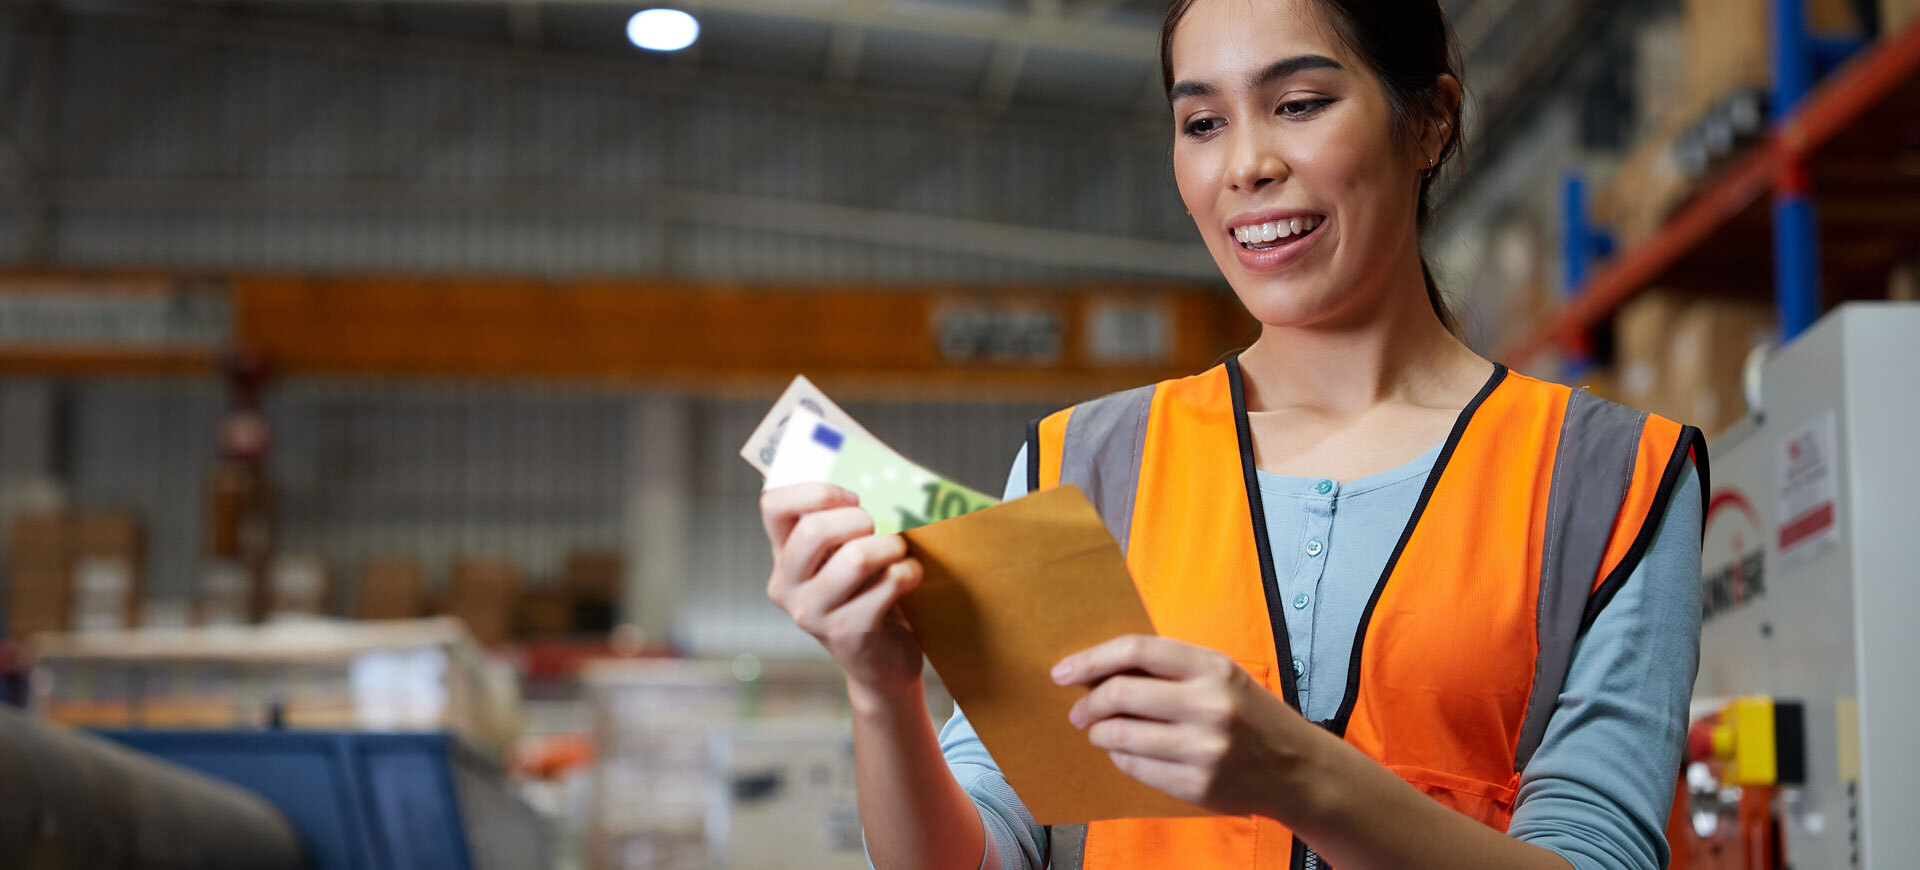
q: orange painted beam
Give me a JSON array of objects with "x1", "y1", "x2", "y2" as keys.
[{"x1": 231, "y1": 275, "x2": 1249, "y2": 397}]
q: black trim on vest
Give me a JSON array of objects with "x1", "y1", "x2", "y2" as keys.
[
  {"x1": 1227, "y1": 357, "x2": 1303, "y2": 713},
  {"x1": 1026, "y1": 417, "x2": 1043, "y2": 494},
  {"x1": 1328, "y1": 363, "x2": 1509, "y2": 737},
  {"x1": 1577, "y1": 425, "x2": 1706, "y2": 636}
]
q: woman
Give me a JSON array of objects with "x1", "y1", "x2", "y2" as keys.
[{"x1": 760, "y1": 0, "x2": 1705, "y2": 867}]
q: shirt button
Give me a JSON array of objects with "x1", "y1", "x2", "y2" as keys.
[
  {"x1": 1305, "y1": 538, "x2": 1323, "y2": 557},
  {"x1": 1315, "y1": 479, "x2": 1333, "y2": 495},
  {"x1": 1292, "y1": 659, "x2": 1305, "y2": 678},
  {"x1": 1292, "y1": 593, "x2": 1310, "y2": 610}
]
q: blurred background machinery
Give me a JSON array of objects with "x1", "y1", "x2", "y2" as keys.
[
  {"x1": 1673, "y1": 305, "x2": 1919, "y2": 869},
  {"x1": 1, "y1": 0, "x2": 1917, "y2": 866}
]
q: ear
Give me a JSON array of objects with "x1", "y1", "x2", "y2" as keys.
[{"x1": 1417, "y1": 74, "x2": 1464, "y2": 169}]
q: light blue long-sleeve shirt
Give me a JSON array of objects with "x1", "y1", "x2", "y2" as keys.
[{"x1": 888, "y1": 441, "x2": 1701, "y2": 870}]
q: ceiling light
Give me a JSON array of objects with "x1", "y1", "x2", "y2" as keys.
[{"x1": 627, "y1": 9, "x2": 699, "y2": 52}]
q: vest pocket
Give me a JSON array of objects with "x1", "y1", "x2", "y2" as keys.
[{"x1": 1386, "y1": 766, "x2": 1518, "y2": 830}]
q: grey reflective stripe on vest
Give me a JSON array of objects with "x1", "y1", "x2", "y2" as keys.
[
  {"x1": 1056, "y1": 384, "x2": 1156, "y2": 557},
  {"x1": 1048, "y1": 823, "x2": 1089, "y2": 870},
  {"x1": 1515, "y1": 388, "x2": 1649, "y2": 772},
  {"x1": 1044, "y1": 385, "x2": 1153, "y2": 869}
]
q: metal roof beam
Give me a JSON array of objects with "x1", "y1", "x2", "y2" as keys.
[{"x1": 50, "y1": 177, "x2": 1218, "y2": 279}]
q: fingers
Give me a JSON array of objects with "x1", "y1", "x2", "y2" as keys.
[
  {"x1": 825, "y1": 557, "x2": 924, "y2": 635},
  {"x1": 788, "y1": 534, "x2": 909, "y2": 622},
  {"x1": 759, "y1": 483, "x2": 859, "y2": 554},
  {"x1": 1051, "y1": 634, "x2": 1221, "y2": 686},
  {"x1": 766, "y1": 506, "x2": 874, "y2": 605},
  {"x1": 1088, "y1": 718, "x2": 1227, "y2": 768},
  {"x1": 1104, "y1": 750, "x2": 1210, "y2": 805},
  {"x1": 1067, "y1": 675, "x2": 1193, "y2": 729}
]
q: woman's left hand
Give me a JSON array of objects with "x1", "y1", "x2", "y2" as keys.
[{"x1": 1052, "y1": 634, "x2": 1334, "y2": 820}]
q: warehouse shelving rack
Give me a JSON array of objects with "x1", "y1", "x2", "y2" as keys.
[{"x1": 1506, "y1": 6, "x2": 1920, "y2": 366}]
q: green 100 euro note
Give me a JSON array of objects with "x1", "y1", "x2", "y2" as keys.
[{"x1": 763, "y1": 408, "x2": 998, "y2": 535}]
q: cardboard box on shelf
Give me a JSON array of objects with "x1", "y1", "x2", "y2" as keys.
[
  {"x1": 8, "y1": 513, "x2": 71, "y2": 639},
  {"x1": 519, "y1": 586, "x2": 575, "y2": 638},
  {"x1": 1595, "y1": 113, "x2": 1694, "y2": 251},
  {"x1": 74, "y1": 512, "x2": 143, "y2": 559},
  {"x1": 565, "y1": 550, "x2": 623, "y2": 634},
  {"x1": 1666, "y1": 299, "x2": 1776, "y2": 436},
  {"x1": 1884, "y1": 0, "x2": 1920, "y2": 36},
  {"x1": 8, "y1": 565, "x2": 71, "y2": 639},
  {"x1": 445, "y1": 558, "x2": 520, "y2": 646},
  {"x1": 9, "y1": 511, "x2": 71, "y2": 572},
  {"x1": 1613, "y1": 289, "x2": 1691, "y2": 418},
  {"x1": 355, "y1": 556, "x2": 426, "y2": 621},
  {"x1": 1681, "y1": 0, "x2": 1860, "y2": 123},
  {"x1": 70, "y1": 511, "x2": 145, "y2": 632}
]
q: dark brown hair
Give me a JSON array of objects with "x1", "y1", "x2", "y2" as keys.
[{"x1": 1161, "y1": 0, "x2": 1464, "y2": 336}]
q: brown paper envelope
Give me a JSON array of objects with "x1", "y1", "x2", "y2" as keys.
[{"x1": 900, "y1": 484, "x2": 1210, "y2": 825}]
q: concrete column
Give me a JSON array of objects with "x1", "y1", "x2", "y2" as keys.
[{"x1": 622, "y1": 394, "x2": 693, "y2": 647}]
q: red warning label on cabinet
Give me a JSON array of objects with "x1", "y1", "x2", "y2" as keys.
[{"x1": 1775, "y1": 412, "x2": 1839, "y2": 568}]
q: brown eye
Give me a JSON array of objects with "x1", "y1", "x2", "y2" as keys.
[
  {"x1": 1183, "y1": 117, "x2": 1223, "y2": 137},
  {"x1": 1278, "y1": 98, "x2": 1335, "y2": 118}
]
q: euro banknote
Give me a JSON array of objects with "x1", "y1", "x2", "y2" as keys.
[
  {"x1": 763, "y1": 407, "x2": 998, "y2": 535},
  {"x1": 737, "y1": 375, "x2": 897, "y2": 475}
]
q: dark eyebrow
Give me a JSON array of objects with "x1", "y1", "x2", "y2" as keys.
[
  {"x1": 1251, "y1": 54, "x2": 1342, "y2": 89},
  {"x1": 1167, "y1": 54, "x2": 1344, "y2": 103}
]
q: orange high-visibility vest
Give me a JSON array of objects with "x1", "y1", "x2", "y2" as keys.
[{"x1": 1029, "y1": 360, "x2": 1705, "y2": 870}]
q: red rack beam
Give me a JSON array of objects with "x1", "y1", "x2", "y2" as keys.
[{"x1": 1501, "y1": 18, "x2": 1920, "y2": 366}]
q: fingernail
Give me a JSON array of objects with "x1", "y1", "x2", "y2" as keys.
[{"x1": 1051, "y1": 663, "x2": 1071, "y2": 684}]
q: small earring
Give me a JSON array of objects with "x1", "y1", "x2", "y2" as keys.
[{"x1": 1421, "y1": 155, "x2": 1436, "y2": 179}]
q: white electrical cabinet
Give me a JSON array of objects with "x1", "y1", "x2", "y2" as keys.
[{"x1": 1693, "y1": 303, "x2": 1920, "y2": 868}]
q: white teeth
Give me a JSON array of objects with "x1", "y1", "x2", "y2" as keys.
[{"x1": 1232, "y1": 215, "x2": 1323, "y2": 246}]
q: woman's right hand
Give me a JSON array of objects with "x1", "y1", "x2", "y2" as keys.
[{"x1": 761, "y1": 482, "x2": 926, "y2": 704}]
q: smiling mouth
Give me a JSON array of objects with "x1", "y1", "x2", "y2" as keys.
[{"x1": 1231, "y1": 215, "x2": 1325, "y2": 251}]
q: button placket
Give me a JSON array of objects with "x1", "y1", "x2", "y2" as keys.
[{"x1": 1287, "y1": 483, "x2": 1336, "y2": 705}]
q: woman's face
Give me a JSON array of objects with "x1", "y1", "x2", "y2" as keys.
[{"x1": 1168, "y1": 0, "x2": 1429, "y2": 329}]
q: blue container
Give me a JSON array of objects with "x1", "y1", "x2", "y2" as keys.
[{"x1": 96, "y1": 730, "x2": 547, "y2": 870}]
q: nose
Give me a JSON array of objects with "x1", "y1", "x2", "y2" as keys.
[{"x1": 1226, "y1": 128, "x2": 1288, "y2": 192}]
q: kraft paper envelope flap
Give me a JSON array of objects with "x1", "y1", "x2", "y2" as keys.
[{"x1": 899, "y1": 484, "x2": 1210, "y2": 825}]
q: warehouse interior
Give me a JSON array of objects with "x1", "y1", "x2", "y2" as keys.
[{"x1": 1, "y1": 0, "x2": 1916, "y2": 867}]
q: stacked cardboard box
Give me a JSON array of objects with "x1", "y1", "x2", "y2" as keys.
[
  {"x1": 1889, "y1": 0, "x2": 1920, "y2": 34},
  {"x1": 7, "y1": 511, "x2": 145, "y2": 638},
  {"x1": 1666, "y1": 299, "x2": 1776, "y2": 436},
  {"x1": 518, "y1": 587, "x2": 575, "y2": 638},
  {"x1": 1614, "y1": 291, "x2": 1776, "y2": 436},
  {"x1": 356, "y1": 556, "x2": 427, "y2": 621},
  {"x1": 1603, "y1": 0, "x2": 1863, "y2": 250},
  {"x1": 565, "y1": 550, "x2": 622, "y2": 634},
  {"x1": 445, "y1": 558, "x2": 520, "y2": 646},
  {"x1": 1681, "y1": 0, "x2": 1861, "y2": 121},
  {"x1": 9, "y1": 513, "x2": 73, "y2": 639}
]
